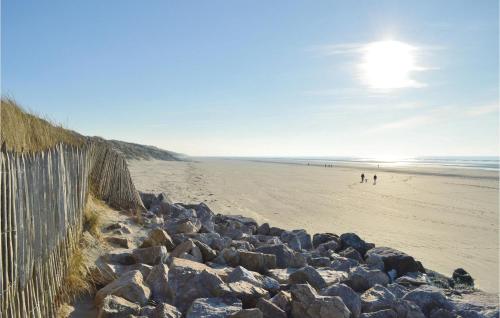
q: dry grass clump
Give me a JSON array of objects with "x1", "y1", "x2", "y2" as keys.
[
  {"x1": 61, "y1": 246, "x2": 91, "y2": 301},
  {"x1": 84, "y1": 195, "x2": 103, "y2": 239},
  {"x1": 0, "y1": 98, "x2": 85, "y2": 153}
]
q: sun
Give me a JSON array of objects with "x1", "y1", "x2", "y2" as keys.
[{"x1": 359, "y1": 40, "x2": 422, "y2": 90}]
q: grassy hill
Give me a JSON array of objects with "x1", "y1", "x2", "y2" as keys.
[{"x1": 100, "y1": 138, "x2": 183, "y2": 161}]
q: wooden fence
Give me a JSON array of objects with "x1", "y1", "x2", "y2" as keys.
[
  {"x1": 0, "y1": 140, "x2": 145, "y2": 317},
  {"x1": 0, "y1": 144, "x2": 89, "y2": 318}
]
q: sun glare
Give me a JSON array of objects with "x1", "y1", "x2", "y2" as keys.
[{"x1": 360, "y1": 40, "x2": 422, "y2": 90}]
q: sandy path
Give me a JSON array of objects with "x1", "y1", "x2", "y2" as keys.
[{"x1": 128, "y1": 158, "x2": 499, "y2": 293}]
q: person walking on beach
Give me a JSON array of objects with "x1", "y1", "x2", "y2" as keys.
[
  {"x1": 373, "y1": 174, "x2": 378, "y2": 185},
  {"x1": 361, "y1": 173, "x2": 365, "y2": 183}
]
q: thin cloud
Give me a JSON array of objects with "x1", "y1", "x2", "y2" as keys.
[
  {"x1": 465, "y1": 104, "x2": 498, "y2": 116},
  {"x1": 368, "y1": 115, "x2": 434, "y2": 133}
]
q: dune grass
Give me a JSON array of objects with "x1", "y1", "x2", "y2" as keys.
[
  {"x1": 84, "y1": 195, "x2": 103, "y2": 239},
  {"x1": 0, "y1": 98, "x2": 85, "y2": 153}
]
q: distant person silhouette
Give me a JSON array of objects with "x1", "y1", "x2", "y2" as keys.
[
  {"x1": 361, "y1": 173, "x2": 365, "y2": 183},
  {"x1": 373, "y1": 174, "x2": 378, "y2": 185}
]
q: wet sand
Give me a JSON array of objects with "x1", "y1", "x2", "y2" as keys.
[{"x1": 128, "y1": 158, "x2": 499, "y2": 293}]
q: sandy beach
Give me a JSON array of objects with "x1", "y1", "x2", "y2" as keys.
[{"x1": 128, "y1": 158, "x2": 499, "y2": 293}]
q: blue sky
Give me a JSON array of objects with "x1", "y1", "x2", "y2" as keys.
[{"x1": 2, "y1": 0, "x2": 498, "y2": 157}]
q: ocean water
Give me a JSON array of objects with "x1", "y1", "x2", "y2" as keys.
[{"x1": 250, "y1": 156, "x2": 500, "y2": 171}]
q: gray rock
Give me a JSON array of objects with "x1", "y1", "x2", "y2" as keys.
[
  {"x1": 270, "y1": 291, "x2": 292, "y2": 314},
  {"x1": 290, "y1": 266, "x2": 328, "y2": 290},
  {"x1": 269, "y1": 227, "x2": 285, "y2": 237},
  {"x1": 186, "y1": 297, "x2": 243, "y2": 318},
  {"x1": 227, "y1": 266, "x2": 280, "y2": 293},
  {"x1": 227, "y1": 281, "x2": 270, "y2": 307},
  {"x1": 309, "y1": 256, "x2": 331, "y2": 267},
  {"x1": 452, "y1": 268, "x2": 474, "y2": 288},
  {"x1": 165, "y1": 219, "x2": 202, "y2": 235},
  {"x1": 257, "y1": 223, "x2": 270, "y2": 235},
  {"x1": 105, "y1": 236, "x2": 131, "y2": 248},
  {"x1": 365, "y1": 247, "x2": 422, "y2": 277},
  {"x1": 230, "y1": 308, "x2": 264, "y2": 318},
  {"x1": 180, "y1": 203, "x2": 216, "y2": 233},
  {"x1": 321, "y1": 283, "x2": 361, "y2": 318},
  {"x1": 365, "y1": 253, "x2": 385, "y2": 271},
  {"x1": 239, "y1": 251, "x2": 277, "y2": 273},
  {"x1": 330, "y1": 254, "x2": 359, "y2": 272},
  {"x1": 360, "y1": 284, "x2": 396, "y2": 313},
  {"x1": 132, "y1": 246, "x2": 168, "y2": 265},
  {"x1": 339, "y1": 247, "x2": 364, "y2": 263},
  {"x1": 95, "y1": 270, "x2": 151, "y2": 306},
  {"x1": 170, "y1": 239, "x2": 203, "y2": 263},
  {"x1": 145, "y1": 264, "x2": 170, "y2": 302},
  {"x1": 140, "y1": 229, "x2": 175, "y2": 251},
  {"x1": 268, "y1": 268, "x2": 298, "y2": 284},
  {"x1": 360, "y1": 309, "x2": 397, "y2": 318},
  {"x1": 97, "y1": 295, "x2": 140, "y2": 318},
  {"x1": 340, "y1": 233, "x2": 371, "y2": 256},
  {"x1": 194, "y1": 239, "x2": 218, "y2": 262},
  {"x1": 313, "y1": 233, "x2": 340, "y2": 249},
  {"x1": 346, "y1": 266, "x2": 389, "y2": 292},
  {"x1": 102, "y1": 250, "x2": 136, "y2": 266},
  {"x1": 290, "y1": 284, "x2": 351, "y2": 318},
  {"x1": 151, "y1": 303, "x2": 182, "y2": 318},
  {"x1": 256, "y1": 244, "x2": 306, "y2": 268},
  {"x1": 281, "y1": 229, "x2": 312, "y2": 251},
  {"x1": 317, "y1": 240, "x2": 341, "y2": 256},
  {"x1": 402, "y1": 286, "x2": 454, "y2": 316},
  {"x1": 256, "y1": 298, "x2": 287, "y2": 318}
]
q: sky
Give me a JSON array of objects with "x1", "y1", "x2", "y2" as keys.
[{"x1": 2, "y1": 0, "x2": 499, "y2": 157}]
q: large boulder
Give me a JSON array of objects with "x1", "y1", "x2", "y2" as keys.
[
  {"x1": 230, "y1": 308, "x2": 264, "y2": 318},
  {"x1": 97, "y1": 295, "x2": 140, "y2": 318},
  {"x1": 313, "y1": 233, "x2": 340, "y2": 249},
  {"x1": 339, "y1": 247, "x2": 364, "y2": 263},
  {"x1": 227, "y1": 281, "x2": 270, "y2": 307},
  {"x1": 365, "y1": 247, "x2": 421, "y2": 277},
  {"x1": 140, "y1": 228, "x2": 175, "y2": 251},
  {"x1": 360, "y1": 284, "x2": 396, "y2": 313},
  {"x1": 132, "y1": 246, "x2": 168, "y2": 265},
  {"x1": 270, "y1": 291, "x2": 292, "y2": 314},
  {"x1": 402, "y1": 286, "x2": 454, "y2": 316},
  {"x1": 194, "y1": 239, "x2": 218, "y2": 262},
  {"x1": 165, "y1": 218, "x2": 202, "y2": 235},
  {"x1": 340, "y1": 233, "x2": 372, "y2": 256},
  {"x1": 289, "y1": 266, "x2": 347, "y2": 290},
  {"x1": 321, "y1": 283, "x2": 361, "y2": 318},
  {"x1": 280, "y1": 229, "x2": 312, "y2": 251},
  {"x1": 346, "y1": 266, "x2": 389, "y2": 292},
  {"x1": 239, "y1": 251, "x2": 277, "y2": 273},
  {"x1": 170, "y1": 239, "x2": 203, "y2": 263},
  {"x1": 152, "y1": 302, "x2": 182, "y2": 318},
  {"x1": 452, "y1": 268, "x2": 474, "y2": 288},
  {"x1": 256, "y1": 298, "x2": 287, "y2": 318},
  {"x1": 186, "y1": 297, "x2": 243, "y2": 318},
  {"x1": 290, "y1": 284, "x2": 351, "y2": 318},
  {"x1": 227, "y1": 266, "x2": 280, "y2": 294},
  {"x1": 168, "y1": 258, "x2": 229, "y2": 312},
  {"x1": 256, "y1": 244, "x2": 306, "y2": 268},
  {"x1": 180, "y1": 202, "x2": 216, "y2": 233},
  {"x1": 95, "y1": 270, "x2": 151, "y2": 306},
  {"x1": 145, "y1": 264, "x2": 171, "y2": 302}
]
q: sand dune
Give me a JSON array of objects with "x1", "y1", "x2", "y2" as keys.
[{"x1": 128, "y1": 158, "x2": 499, "y2": 293}]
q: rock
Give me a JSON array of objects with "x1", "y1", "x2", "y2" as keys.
[
  {"x1": 256, "y1": 244, "x2": 306, "y2": 268},
  {"x1": 194, "y1": 239, "x2": 218, "y2": 261},
  {"x1": 365, "y1": 247, "x2": 421, "y2": 277},
  {"x1": 227, "y1": 281, "x2": 270, "y2": 307},
  {"x1": 430, "y1": 308, "x2": 456, "y2": 318},
  {"x1": 140, "y1": 305, "x2": 156, "y2": 317},
  {"x1": 289, "y1": 266, "x2": 328, "y2": 290},
  {"x1": 145, "y1": 264, "x2": 170, "y2": 302},
  {"x1": 396, "y1": 273, "x2": 429, "y2": 287},
  {"x1": 402, "y1": 286, "x2": 454, "y2": 316},
  {"x1": 339, "y1": 247, "x2": 364, "y2": 263},
  {"x1": 165, "y1": 219, "x2": 202, "y2": 235},
  {"x1": 139, "y1": 192, "x2": 158, "y2": 209},
  {"x1": 257, "y1": 223, "x2": 270, "y2": 235},
  {"x1": 280, "y1": 230, "x2": 312, "y2": 251},
  {"x1": 268, "y1": 268, "x2": 298, "y2": 284},
  {"x1": 309, "y1": 256, "x2": 331, "y2": 267},
  {"x1": 105, "y1": 236, "x2": 131, "y2": 248},
  {"x1": 132, "y1": 246, "x2": 168, "y2": 265},
  {"x1": 214, "y1": 248, "x2": 241, "y2": 267},
  {"x1": 321, "y1": 283, "x2": 361, "y2": 318},
  {"x1": 365, "y1": 253, "x2": 385, "y2": 271},
  {"x1": 227, "y1": 266, "x2": 280, "y2": 293},
  {"x1": 180, "y1": 203, "x2": 216, "y2": 233},
  {"x1": 170, "y1": 239, "x2": 203, "y2": 263},
  {"x1": 317, "y1": 240, "x2": 341, "y2": 256},
  {"x1": 360, "y1": 284, "x2": 396, "y2": 313},
  {"x1": 102, "y1": 251, "x2": 136, "y2": 266},
  {"x1": 290, "y1": 284, "x2": 351, "y2": 318},
  {"x1": 452, "y1": 268, "x2": 474, "y2": 287},
  {"x1": 232, "y1": 240, "x2": 255, "y2": 251},
  {"x1": 346, "y1": 266, "x2": 389, "y2": 292},
  {"x1": 270, "y1": 291, "x2": 292, "y2": 314},
  {"x1": 151, "y1": 303, "x2": 182, "y2": 318},
  {"x1": 239, "y1": 251, "x2": 277, "y2": 273},
  {"x1": 140, "y1": 229, "x2": 175, "y2": 251},
  {"x1": 385, "y1": 283, "x2": 409, "y2": 298},
  {"x1": 93, "y1": 259, "x2": 153, "y2": 285},
  {"x1": 269, "y1": 227, "x2": 285, "y2": 237},
  {"x1": 256, "y1": 298, "x2": 287, "y2": 318},
  {"x1": 313, "y1": 233, "x2": 340, "y2": 249},
  {"x1": 168, "y1": 258, "x2": 229, "y2": 312},
  {"x1": 105, "y1": 222, "x2": 131, "y2": 233},
  {"x1": 95, "y1": 270, "x2": 151, "y2": 306},
  {"x1": 340, "y1": 233, "x2": 371, "y2": 255},
  {"x1": 330, "y1": 254, "x2": 359, "y2": 272},
  {"x1": 186, "y1": 297, "x2": 243, "y2": 318},
  {"x1": 360, "y1": 309, "x2": 397, "y2": 318},
  {"x1": 97, "y1": 295, "x2": 140, "y2": 318},
  {"x1": 230, "y1": 309, "x2": 263, "y2": 318}
]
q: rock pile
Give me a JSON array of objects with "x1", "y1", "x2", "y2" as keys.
[{"x1": 92, "y1": 192, "x2": 498, "y2": 318}]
